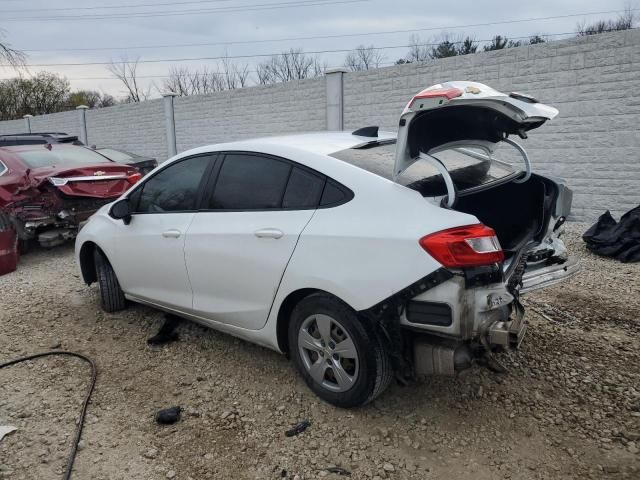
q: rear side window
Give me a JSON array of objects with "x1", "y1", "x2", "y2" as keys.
[
  {"x1": 210, "y1": 154, "x2": 292, "y2": 209},
  {"x1": 208, "y1": 152, "x2": 352, "y2": 211},
  {"x1": 0, "y1": 161, "x2": 6, "y2": 176},
  {"x1": 320, "y1": 180, "x2": 350, "y2": 206},
  {"x1": 135, "y1": 155, "x2": 210, "y2": 213},
  {"x1": 282, "y1": 167, "x2": 325, "y2": 208}
]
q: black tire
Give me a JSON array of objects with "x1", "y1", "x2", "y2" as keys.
[
  {"x1": 288, "y1": 293, "x2": 393, "y2": 408},
  {"x1": 94, "y1": 250, "x2": 126, "y2": 313}
]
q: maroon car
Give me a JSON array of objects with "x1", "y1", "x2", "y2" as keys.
[{"x1": 0, "y1": 143, "x2": 142, "y2": 251}]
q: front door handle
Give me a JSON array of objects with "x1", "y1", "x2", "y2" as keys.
[
  {"x1": 162, "y1": 229, "x2": 182, "y2": 238},
  {"x1": 254, "y1": 228, "x2": 284, "y2": 239}
]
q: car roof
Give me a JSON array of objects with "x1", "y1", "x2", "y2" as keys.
[
  {"x1": 0, "y1": 143, "x2": 86, "y2": 153},
  {"x1": 184, "y1": 130, "x2": 397, "y2": 158}
]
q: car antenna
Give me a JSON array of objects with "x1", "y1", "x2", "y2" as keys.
[{"x1": 352, "y1": 126, "x2": 379, "y2": 137}]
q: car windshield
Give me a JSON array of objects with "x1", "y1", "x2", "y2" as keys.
[
  {"x1": 330, "y1": 141, "x2": 518, "y2": 195},
  {"x1": 16, "y1": 146, "x2": 112, "y2": 168},
  {"x1": 97, "y1": 148, "x2": 134, "y2": 162}
]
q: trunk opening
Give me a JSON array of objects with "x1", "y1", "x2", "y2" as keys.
[{"x1": 451, "y1": 175, "x2": 556, "y2": 256}]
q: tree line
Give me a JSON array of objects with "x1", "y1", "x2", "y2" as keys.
[{"x1": 0, "y1": 9, "x2": 635, "y2": 119}]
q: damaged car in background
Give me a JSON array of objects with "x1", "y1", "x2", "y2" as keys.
[
  {"x1": 0, "y1": 143, "x2": 142, "y2": 252},
  {"x1": 76, "y1": 81, "x2": 579, "y2": 407}
]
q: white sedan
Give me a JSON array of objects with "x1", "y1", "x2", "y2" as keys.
[{"x1": 76, "y1": 81, "x2": 578, "y2": 407}]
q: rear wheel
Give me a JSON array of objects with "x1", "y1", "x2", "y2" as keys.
[
  {"x1": 94, "y1": 250, "x2": 126, "y2": 313},
  {"x1": 289, "y1": 293, "x2": 393, "y2": 408}
]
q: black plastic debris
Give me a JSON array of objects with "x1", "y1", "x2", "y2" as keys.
[
  {"x1": 147, "y1": 314, "x2": 182, "y2": 345},
  {"x1": 583, "y1": 206, "x2": 640, "y2": 263},
  {"x1": 155, "y1": 406, "x2": 182, "y2": 425},
  {"x1": 285, "y1": 419, "x2": 311, "y2": 437},
  {"x1": 326, "y1": 467, "x2": 351, "y2": 476}
]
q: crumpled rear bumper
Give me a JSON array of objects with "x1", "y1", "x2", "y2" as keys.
[{"x1": 520, "y1": 256, "x2": 580, "y2": 294}]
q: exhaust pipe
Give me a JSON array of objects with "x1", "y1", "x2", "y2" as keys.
[{"x1": 414, "y1": 341, "x2": 472, "y2": 376}]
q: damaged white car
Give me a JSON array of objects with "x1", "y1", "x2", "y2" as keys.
[{"x1": 76, "y1": 81, "x2": 579, "y2": 407}]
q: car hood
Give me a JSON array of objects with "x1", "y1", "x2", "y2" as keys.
[{"x1": 393, "y1": 81, "x2": 558, "y2": 179}]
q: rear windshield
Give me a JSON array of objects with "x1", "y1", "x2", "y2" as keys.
[
  {"x1": 330, "y1": 142, "x2": 518, "y2": 196},
  {"x1": 97, "y1": 148, "x2": 135, "y2": 162},
  {"x1": 16, "y1": 146, "x2": 113, "y2": 169}
]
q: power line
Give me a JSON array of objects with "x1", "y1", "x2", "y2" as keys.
[
  {"x1": 2, "y1": 0, "x2": 369, "y2": 21},
  {"x1": 6, "y1": 0, "x2": 257, "y2": 13},
  {"x1": 0, "y1": 31, "x2": 581, "y2": 72},
  {"x1": 16, "y1": 8, "x2": 636, "y2": 53}
]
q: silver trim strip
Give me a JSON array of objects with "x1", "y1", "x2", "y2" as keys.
[{"x1": 58, "y1": 174, "x2": 127, "y2": 182}]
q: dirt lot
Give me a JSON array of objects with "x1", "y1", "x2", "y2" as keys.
[{"x1": 0, "y1": 223, "x2": 638, "y2": 480}]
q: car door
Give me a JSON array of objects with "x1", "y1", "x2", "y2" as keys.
[
  {"x1": 184, "y1": 152, "x2": 326, "y2": 330},
  {"x1": 112, "y1": 154, "x2": 214, "y2": 310}
]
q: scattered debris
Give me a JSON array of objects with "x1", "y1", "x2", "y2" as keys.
[
  {"x1": 583, "y1": 205, "x2": 640, "y2": 262},
  {"x1": 325, "y1": 466, "x2": 351, "y2": 476},
  {"x1": 285, "y1": 419, "x2": 311, "y2": 437},
  {"x1": 155, "y1": 406, "x2": 182, "y2": 425},
  {"x1": 147, "y1": 315, "x2": 182, "y2": 345},
  {"x1": 0, "y1": 426, "x2": 17, "y2": 443}
]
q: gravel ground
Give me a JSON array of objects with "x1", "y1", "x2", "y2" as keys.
[{"x1": 0, "y1": 223, "x2": 638, "y2": 480}]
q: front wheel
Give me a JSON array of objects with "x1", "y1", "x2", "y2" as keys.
[
  {"x1": 94, "y1": 250, "x2": 126, "y2": 313},
  {"x1": 288, "y1": 293, "x2": 393, "y2": 408}
]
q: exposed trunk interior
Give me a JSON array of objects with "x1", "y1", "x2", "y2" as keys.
[{"x1": 452, "y1": 175, "x2": 556, "y2": 256}]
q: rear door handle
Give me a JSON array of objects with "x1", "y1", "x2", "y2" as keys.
[
  {"x1": 162, "y1": 229, "x2": 182, "y2": 238},
  {"x1": 254, "y1": 228, "x2": 284, "y2": 239}
]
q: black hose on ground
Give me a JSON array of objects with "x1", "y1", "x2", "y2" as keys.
[{"x1": 0, "y1": 351, "x2": 97, "y2": 480}]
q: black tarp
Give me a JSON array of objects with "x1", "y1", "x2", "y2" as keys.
[{"x1": 583, "y1": 206, "x2": 640, "y2": 263}]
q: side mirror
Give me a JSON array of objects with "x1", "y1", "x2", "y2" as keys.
[{"x1": 109, "y1": 198, "x2": 132, "y2": 225}]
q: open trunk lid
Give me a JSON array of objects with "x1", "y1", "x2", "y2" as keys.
[{"x1": 393, "y1": 81, "x2": 558, "y2": 179}]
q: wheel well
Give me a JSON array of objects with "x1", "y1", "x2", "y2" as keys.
[
  {"x1": 79, "y1": 241, "x2": 100, "y2": 285},
  {"x1": 276, "y1": 288, "x2": 321, "y2": 355}
]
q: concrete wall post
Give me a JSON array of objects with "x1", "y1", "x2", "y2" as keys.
[
  {"x1": 162, "y1": 92, "x2": 179, "y2": 157},
  {"x1": 325, "y1": 68, "x2": 347, "y2": 131},
  {"x1": 75, "y1": 105, "x2": 89, "y2": 145},
  {"x1": 23, "y1": 114, "x2": 33, "y2": 133}
]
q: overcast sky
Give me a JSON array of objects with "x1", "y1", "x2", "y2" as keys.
[{"x1": 0, "y1": 0, "x2": 635, "y2": 98}]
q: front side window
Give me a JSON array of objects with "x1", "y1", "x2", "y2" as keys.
[
  {"x1": 134, "y1": 155, "x2": 210, "y2": 213},
  {"x1": 0, "y1": 160, "x2": 7, "y2": 176}
]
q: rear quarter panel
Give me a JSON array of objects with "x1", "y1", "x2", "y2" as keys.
[{"x1": 264, "y1": 161, "x2": 479, "y2": 332}]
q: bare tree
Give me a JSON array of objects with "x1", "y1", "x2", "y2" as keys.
[
  {"x1": 577, "y1": 6, "x2": 636, "y2": 36},
  {"x1": 162, "y1": 58, "x2": 252, "y2": 96},
  {"x1": 256, "y1": 49, "x2": 326, "y2": 85},
  {"x1": 406, "y1": 34, "x2": 430, "y2": 64},
  {"x1": 344, "y1": 45, "x2": 384, "y2": 71},
  {"x1": 107, "y1": 59, "x2": 151, "y2": 103},
  {"x1": 0, "y1": 29, "x2": 25, "y2": 67}
]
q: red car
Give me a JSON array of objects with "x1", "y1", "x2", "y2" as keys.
[{"x1": 0, "y1": 143, "x2": 142, "y2": 250}]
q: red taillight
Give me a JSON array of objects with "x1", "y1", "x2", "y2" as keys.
[
  {"x1": 127, "y1": 172, "x2": 142, "y2": 184},
  {"x1": 413, "y1": 87, "x2": 463, "y2": 101},
  {"x1": 419, "y1": 224, "x2": 504, "y2": 268}
]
